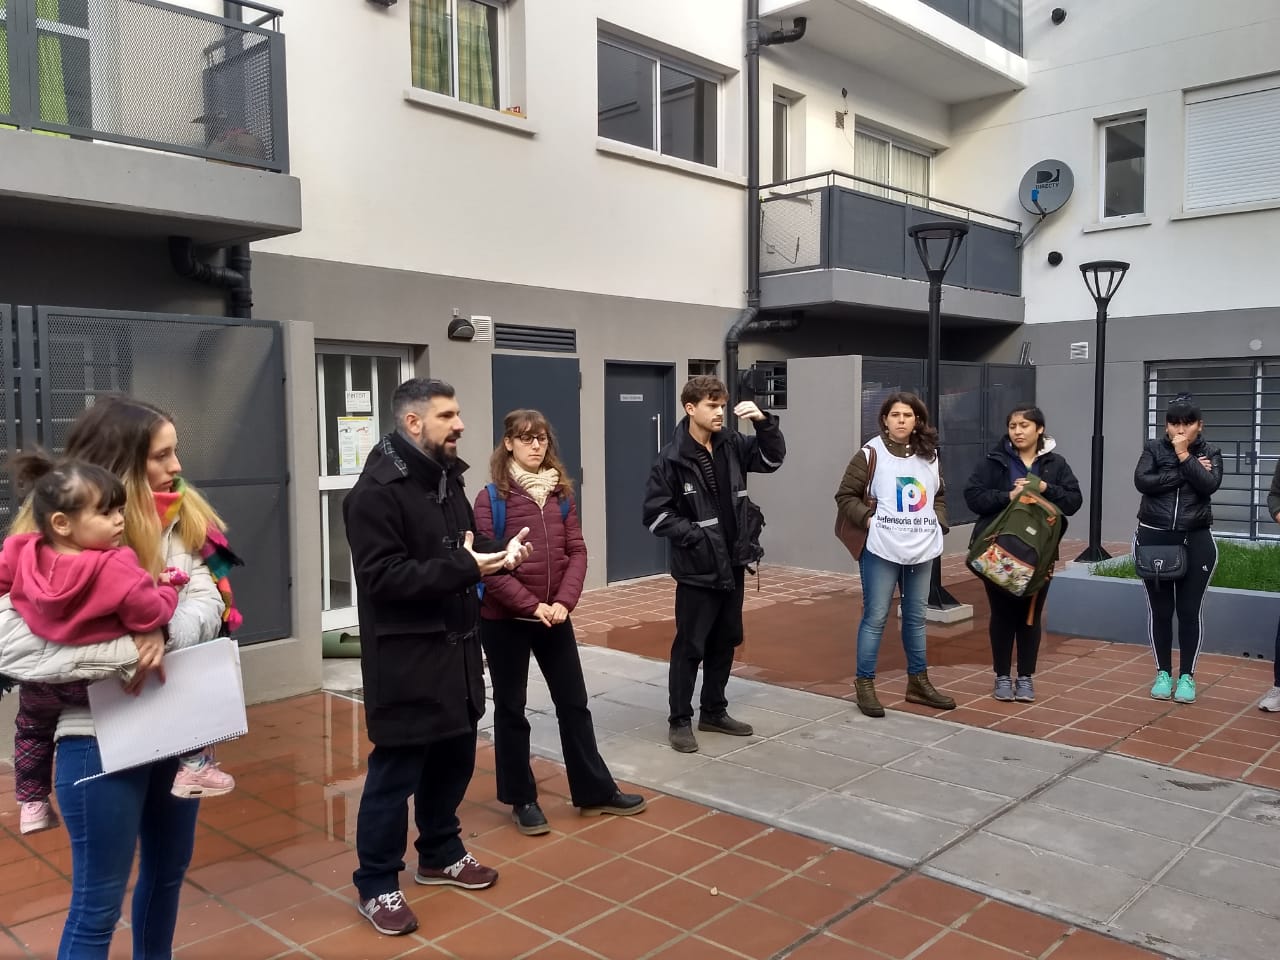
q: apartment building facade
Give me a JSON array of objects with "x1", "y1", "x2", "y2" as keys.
[{"x1": 2, "y1": 0, "x2": 1277, "y2": 715}]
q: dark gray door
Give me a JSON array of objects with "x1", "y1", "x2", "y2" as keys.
[
  {"x1": 604, "y1": 362, "x2": 675, "y2": 582},
  {"x1": 491, "y1": 354, "x2": 582, "y2": 501}
]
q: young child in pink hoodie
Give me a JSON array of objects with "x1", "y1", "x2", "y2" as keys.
[{"x1": 0, "y1": 458, "x2": 192, "y2": 834}]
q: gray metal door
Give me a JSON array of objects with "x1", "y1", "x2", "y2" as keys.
[
  {"x1": 491, "y1": 354, "x2": 582, "y2": 503},
  {"x1": 604, "y1": 362, "x2": 675, "y2": 582}
]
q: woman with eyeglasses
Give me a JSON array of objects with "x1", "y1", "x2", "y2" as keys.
[{"x1": 473, "y1": 410, "x2": 645, "y2": 836}]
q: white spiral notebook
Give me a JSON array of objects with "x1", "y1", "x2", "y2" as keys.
[{"x1": 84, "y1": 637, "x2": 248, "y2": 782}]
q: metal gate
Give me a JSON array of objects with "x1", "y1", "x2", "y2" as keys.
[
  {"x1": 1147, "y1": 360, "x2": 1280, "y2": 540},
  {"x1": 0, "y1": 305, "x2": 291, "y2": 644},
  {"x1": 860, "y1": 358, "x2": 1036, "y2": 525}
]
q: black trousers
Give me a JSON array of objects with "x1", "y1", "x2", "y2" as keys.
[
  {"x1": 1136, "y1": 526, "x2": 1217, "y2": 677},
  {"x1": 984, "y1": 579, "x2": 1050, "y2": 677},
  {"x1": 669, "y1": 567, "x2": 746, "y2": 726},
  {"x1": 480, "y1": 618, "x2": 616, "y2": 808},
  {"x1": 353, "y1": 730, "x2": 475, "y2": 899},
  {"x1": 1273, "y1": 614, "x2": 1279, "y2": 686}
]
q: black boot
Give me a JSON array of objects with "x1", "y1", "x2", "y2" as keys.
[
  {"x1": 580, "y1": 792, "x2": 647, "y2": 818},
  {"x1": 512, "y1": 801, "x2": 550, "y2": 836}
]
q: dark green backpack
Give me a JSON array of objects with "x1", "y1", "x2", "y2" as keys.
[{"x1": 966, "y1": 474, "x2": 1064, "y2": 598}]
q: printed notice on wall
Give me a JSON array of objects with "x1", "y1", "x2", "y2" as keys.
[
  {"x1": 345, "y1": 390, "x2": 373, "y2": 412},
  {"x1": 619, "y1": 394, "x2": 644, "y2": 402},
  {"x1": 337, "y1": 417, "x2": 376, "y2": 475}
]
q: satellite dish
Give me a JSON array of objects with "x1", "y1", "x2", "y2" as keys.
[{"x1": 1018, "y1": 160, "x2": 1074, "y2": 215}]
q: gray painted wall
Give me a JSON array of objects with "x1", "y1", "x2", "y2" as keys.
[
  {"x1": 1025, "y1": 306, "x2": 1279, "y2": 542},
  {"x1": 252, "y1": 252, "x2": 739, "y2": 592}
]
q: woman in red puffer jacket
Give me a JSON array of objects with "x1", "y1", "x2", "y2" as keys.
[{"x1": 475, "y1": 409, "x2": 646, "y2": 836}]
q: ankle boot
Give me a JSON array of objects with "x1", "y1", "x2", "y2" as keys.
[
  {"x1": 906, "y1": 671, "x2": 956, "y2": 710},
  {"x1": 854, "y1": 678, "x2": 885, "y2": 718}
]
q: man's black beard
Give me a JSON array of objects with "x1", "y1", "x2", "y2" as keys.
[{"x1": 422, "y1": 437, "x2": 459, "y2": 466}]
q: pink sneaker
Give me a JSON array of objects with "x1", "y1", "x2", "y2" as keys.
[
  {"x1": 170, "y1": 754, "x2": 235, "y2": 799},
  {"x1": 20, "y1": 800, "x2": 58, "y2": 835}
]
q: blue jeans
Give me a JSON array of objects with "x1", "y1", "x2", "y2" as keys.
[
  {"x1": 857, "y1": 548, "x2": 932, "y2": 678},
  {"x1": 54, "y1": 737, "x2": 199, "y2": 960}
]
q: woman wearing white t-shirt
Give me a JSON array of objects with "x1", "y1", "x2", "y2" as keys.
[{"x1": 835, "y1": 392, "x2": 956, "y2": 718}]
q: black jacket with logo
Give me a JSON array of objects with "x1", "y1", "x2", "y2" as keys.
[
  {"x1": 1134, "y1": 436, "x2": 1223, "y2": 531},
  {"x1": 344, "y1": 431, "x2": 508, "y2": 746},
  {"x1": 642, "y1": 415, "x2": 785, "y2": 590}
]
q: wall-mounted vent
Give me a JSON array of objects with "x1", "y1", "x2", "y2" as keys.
[
  {"x1": 469, "y1": 315, "x2": 494, "y2": 344},
  {"x1": 494, "y1": 323, "x2": 576, "y2": 353},
  {"x1": 1069, "y1": 341, "x2": 1089, "y2": 360}
]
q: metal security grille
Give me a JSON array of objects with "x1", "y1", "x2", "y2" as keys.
[
  {"x1": 0, "y1": 0, "x2": 287, "y2": 171},
  {"x1": 493, "y1": 323, "x2": 577, "y2": 353},
  {"x1": 1, "y1": 305, "x2": 292, "y2": 644},
  {"x1": 861, "y1": 358, "x2": 1035, "y2": 525},
  {"x1": 1146, "y1": 360, "x2": 1280, "y2": 540}
]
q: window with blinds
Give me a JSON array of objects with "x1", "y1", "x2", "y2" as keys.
[{"x1": 1185, "y1": 78, "x2": 1280, "y2": 211}]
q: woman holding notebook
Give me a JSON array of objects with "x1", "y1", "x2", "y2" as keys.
[{"x1": 1, "y1": 396, "x2": 234, "y2": 960}]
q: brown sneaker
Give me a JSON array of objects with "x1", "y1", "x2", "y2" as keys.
[
  {"x1": 414, "y1": 852, "x2": 498, "y2": 889},
  {"x1": 697, "y1": 712, "x2": 754, "y2": 736},
  {"x1": 905, "y1": 671, "x2": 956, "y2": 710},
  {"x1": 357, "y1": 890, "x2": 419, "y2": 936}
]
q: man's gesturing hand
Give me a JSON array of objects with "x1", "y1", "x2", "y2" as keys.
[
  {"x1": 504, "y1": 527, "x2": 534, "y2": 570},
  {"x1": 733, "y1": 401, "x2": 766, "y2": 422},
  {"x1": 464, "y1": 531, "x2": 512, "y2": 575}
]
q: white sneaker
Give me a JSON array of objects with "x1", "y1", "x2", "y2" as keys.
[{"x1": 1258, "y1": 686, "x2": 1280, "y2": 712}]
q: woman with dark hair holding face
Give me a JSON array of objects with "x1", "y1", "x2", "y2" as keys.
[
  {"x1": 1134, "y1": 393, "x2": 1223, "y2": 704},
  {"x1": 965, "y1": 405, "x2": 1082, "y2": 703}
]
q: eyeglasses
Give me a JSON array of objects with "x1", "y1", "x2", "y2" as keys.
[{"x1": 514, "y1": 433, "x2": 549, "y2": 446}]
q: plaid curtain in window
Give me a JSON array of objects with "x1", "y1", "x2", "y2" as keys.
[
  {"x1": 410, "y1": 0, "x2": 451, "y2": 95},
  {"x1": 456, "y1": 0, "x2": 495, "y2": 109}
]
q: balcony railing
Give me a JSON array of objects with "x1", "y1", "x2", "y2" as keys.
[
  {"x1": 0, "y1": 0, "x2": 288, "y2": 172},
  {"x1": 760, "y1": 171, "x2": 1023, "y2": 297},
  {"x1": 922, "y1": 0, "x2": 1022, "y2": 55}
]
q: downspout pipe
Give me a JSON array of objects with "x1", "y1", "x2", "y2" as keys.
[
  {"x1": 726, "y1": 3, "x2": 806, "y2": 426},
  {"x1": 169, "y1": 237, "x2": 254, "y2": 319}
]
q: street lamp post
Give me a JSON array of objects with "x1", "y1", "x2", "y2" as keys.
[
  {"x1": 1075, "y1": 259, "x2": 1130, "y2": 563},
  {"x1": 907, "y1": 220, "x2": 969, "y2": 614}
]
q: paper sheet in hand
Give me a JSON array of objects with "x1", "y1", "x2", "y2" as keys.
[{"x1": 85, "y1": 638, "x2": 247, "y2": 781}]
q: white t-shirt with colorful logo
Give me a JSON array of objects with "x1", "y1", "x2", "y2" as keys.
[{"x1": 864, "y1": 435, "x2": 944, "y2": 566}]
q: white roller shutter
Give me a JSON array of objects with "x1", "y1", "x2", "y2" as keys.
[{"x1": 1185, "y1": 83, "x2": 1280, "y2": 210}]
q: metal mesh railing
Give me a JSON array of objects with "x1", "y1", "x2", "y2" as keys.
[
  {"x1": 1, "y1": 0, "x2": 286, "y2": 171},
  {"x1": 760, "y1": 187, "x2": 823, "y2": 273}
]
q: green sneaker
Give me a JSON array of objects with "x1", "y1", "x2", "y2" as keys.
[
  {"x1": 1174, "y1": 674, "x2": 1196, "y2": 704},
  {"x1": 1150, "y1": 671, "x2": 1173, "y2": 700}
]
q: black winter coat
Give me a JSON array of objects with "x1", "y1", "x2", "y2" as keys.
[
  {"x1": 1134, "y1": 436, "x2": 1223, "y2": 531},
  {"x1": 964, "y1": 439, "x2": 1083, "y2": 547},
  {"x1": 344, "y1": 431, "x2": 507, "y2": 747},
  {"x1": 642, "y1": 415, "x2": 785, "y2": 590}
]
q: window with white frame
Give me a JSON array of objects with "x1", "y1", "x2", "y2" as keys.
[
  {"x1": 597, "y1": 36, "x2": 719, "y2": 167},
  {"x1": 1185, "y1": 77, "x2": 1280, "y2": 211},
  {"x1": 853, "y1": 128, "x2": 931, "y2": 199},
  {"x1": 772, "y1": 95, "x2": 789, "y2": 182},
  {"x1": 410, "y1": 0, "x2": 509, "y2": 111},
  {"x1": 1099, "y1": 114, "x2": 1146, "y2": 219}
]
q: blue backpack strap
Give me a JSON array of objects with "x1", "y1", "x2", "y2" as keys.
[
  {"x1": 487, "y1": 482, "x2": 506, "y2": 541},
  {"x1": 560, "y1": 495, "x2": 570, "y2": 522}
]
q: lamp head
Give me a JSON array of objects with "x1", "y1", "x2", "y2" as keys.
[
  {"x1": 1079, "y1": 259, "x2": 1130, "y2": 307},
  {"x1": 907, "y1": 220, "x2": 970, "y2": 279}
]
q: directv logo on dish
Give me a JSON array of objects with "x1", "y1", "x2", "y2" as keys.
[{"x1": 896, "y1": 478, "x2": 929, "y2": 513}]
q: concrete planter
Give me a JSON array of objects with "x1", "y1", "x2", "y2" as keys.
[{"x1": 1046, "y1": 563, "x2": 1279, "y2": 659}]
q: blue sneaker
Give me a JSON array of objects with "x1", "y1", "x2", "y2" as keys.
[
  {"x1": 1174, "y1": 674, "x2": 1196, "y2": 704},
  {"x1": 1150, "y1": 671, "x2": 1173, "y2": 700}
]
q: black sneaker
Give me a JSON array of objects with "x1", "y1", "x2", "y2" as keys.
[
  {"x1": 669, "y1": 722, "x2": 698, "y2": 753},
  {"x1": 512, "y1": 801, "x2": 551, "y2": 836},
  {"x1": 580, "y1": 791, "x2": 648, "y2": 818},
  {"x1": 357, "y1": 890, "x2": 419, "y2": 936},
  {"x1": 698, "y1": 712, "x2": 754, "y2": 736}
]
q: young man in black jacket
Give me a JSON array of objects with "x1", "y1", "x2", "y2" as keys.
[
  {"x1": 643, "y1": 375, "x2": 785, "y2": 753},
  {"x1": 344, "y1": 378, "x2": 532, "y2": 936},
  {"x1": 1260, "y1": 458, "x2": 1280, "y2": 712}
]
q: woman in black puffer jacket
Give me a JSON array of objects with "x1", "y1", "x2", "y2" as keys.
[
  {"x1": 1133, "y1": 393, "x2": 1223, "y2": 706},
  {"x1": 965, "y1": 405, "x2": 1082, "y2": 704}
]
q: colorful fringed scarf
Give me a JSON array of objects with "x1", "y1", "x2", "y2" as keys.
[{"x1": 154, "y1": 480, "x2": 245, "y2": 634}]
